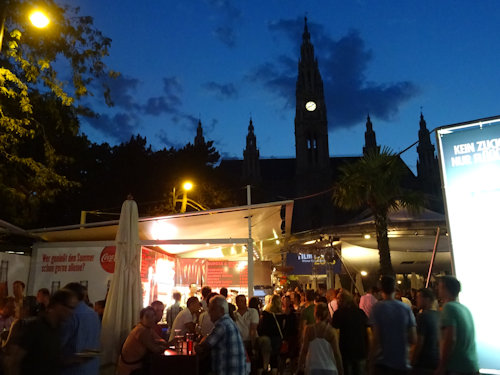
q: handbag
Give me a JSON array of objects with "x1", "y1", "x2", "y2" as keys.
[{"x1": 272, "y1": 313, "x2": 288, "y2": 354}]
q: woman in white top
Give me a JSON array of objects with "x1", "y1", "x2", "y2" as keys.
[{"x1": 298, "y1": 302, "x2": 344, "y2": 375}]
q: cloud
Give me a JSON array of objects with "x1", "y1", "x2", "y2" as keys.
[
  {"x1": 86, "y1": 112, "x2": 139, "y2": 142},
  {"x1": 252, "y1": 17, "x2": 419, "y2": 129},
  {"x1": 156, "y1": 129, "x2": 186, "y2": 149},
  {"x1": 206, "y1": 0, "x2": 241, "y2": 47},
  {"x1": 103, "y1": 75, "x2": 141, "y2": 110},
  {"x1": 84, "y1": 75, "x2": 196, "y2": 142},
  {"x1": 202, "y1": 81, "x2": 238, "y2": 99},
  {"x1": 213, "y1": 26, "x2": 236, "y2": 48}
]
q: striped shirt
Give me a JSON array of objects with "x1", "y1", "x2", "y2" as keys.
[{"x1": 206, "y1": 314, "x2": 246, "y2": 375}]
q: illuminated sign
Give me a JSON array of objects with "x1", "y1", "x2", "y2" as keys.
[
  {"x1": 206, "y1": 261, "x2": 248, "y2": 288},
  {"x1": 437, "y1": 116, "x2": 500, "y2": 373}
]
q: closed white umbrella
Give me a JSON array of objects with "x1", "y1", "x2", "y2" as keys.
[{"x1": 101, "y1": 198, "x2": 143, "y2": 368}]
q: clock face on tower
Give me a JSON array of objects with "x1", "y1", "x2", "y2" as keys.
[{"x1": 305, "y1": 101, "x2": 317, "y2": 112}]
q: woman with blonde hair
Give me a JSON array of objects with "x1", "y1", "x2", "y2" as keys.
[
  {"x1": 259, "y1": 294, "x2": 284, "y2": 374},
  {"x1": 299, "y1": 302, "x2": 344, "y2": 375}
]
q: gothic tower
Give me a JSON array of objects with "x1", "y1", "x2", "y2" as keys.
[
  {"x1": 363, "y1": 114, "x2": 380, "y2": 155},
  {"x1": 294, "y1": 17, "x2": 330, "y2": 177},
  {"x1": 416, "y1": 113, "x2": 442, "y2": 208},
  {"x1": 293, "y1": 17, "x2": 333, "y2": 231},
  {"x1": 194, "y1": 119, "x2": 205, "y2": 146},
  {"x1": 243, "y1": 118, "x2": 261, "y2": 184}
]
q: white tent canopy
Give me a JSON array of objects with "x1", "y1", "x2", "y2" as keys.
[{"x1": 30, "y1": 201, "x2": 294, "y2": 260}]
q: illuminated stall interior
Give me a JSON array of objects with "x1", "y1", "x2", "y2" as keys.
[{"x1": 31, "y1": 201, "x2": 293, "y2": 305}]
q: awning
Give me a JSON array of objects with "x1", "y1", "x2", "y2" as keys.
[{"x1": 30, "y1": 200, "x2": 294, "y2": 260}]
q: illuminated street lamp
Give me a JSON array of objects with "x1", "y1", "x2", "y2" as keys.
[
  {"x1": 172, "y1": 181, "x2": 207, "y2": 213},
  {"x1": 29, "y1": 10, "x2": 50, "y2": 28},
  {"x1": 180, "y1": 181, "x2": 193, "y2": 213},
  {"x1": 0, "y1": 6, "x2": 50, "y2": 52}
]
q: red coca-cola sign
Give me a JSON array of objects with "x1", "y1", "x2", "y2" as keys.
[{"x1": 100, "y1": 246, "x2": 116, "y2": 273}]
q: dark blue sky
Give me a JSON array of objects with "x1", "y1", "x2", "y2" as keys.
[{"x1": 73, "y1": 1, "x2": 500, "y2": 172}]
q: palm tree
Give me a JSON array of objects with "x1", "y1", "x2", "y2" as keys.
[{"x1": 333, "y1": 147, "x2": 422, "y2": 276}]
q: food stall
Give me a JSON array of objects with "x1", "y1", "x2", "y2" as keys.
[{"x1": 27, "y1": 200, "x2": 293, "y2": 304}]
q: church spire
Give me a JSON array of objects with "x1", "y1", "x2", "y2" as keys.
[
  {"x1": 416, "y1": 112, "x2": 441, "y2": 204},
  {"x1": 363, "y1": 114, "x2": 380, "y2": 155},
  {"x1": 243, "y1": 117, "x2": 260, "y2": 184},
  {"x1": 194, "y1": 119, "x2": 205, "y2": 146},
  {"x1": 295, "y1": 16, "x2": 329, "y2": 176}
]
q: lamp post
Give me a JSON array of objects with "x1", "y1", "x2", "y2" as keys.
[
  {"x1": 0, "y1": 4, "x2": 49, "y2": 53},
  {"x1": 180, "y1": 181, "x2": 193, "y2": 213}
]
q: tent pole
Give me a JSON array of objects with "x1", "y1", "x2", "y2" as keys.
[
  {"x1": 425, "y1": 226, "x2": 441, "y2": 288},
  {"x1": 247, "y1": 185, "x2": 254, "y2": 298}
]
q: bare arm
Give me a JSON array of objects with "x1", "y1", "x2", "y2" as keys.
[
  {"x1": 408, "y1": 326, "x2": 417, "y2": 345},
  {"x1": 368, "y1": 326, "x2": 380, "y2": 375},
  {"x1": 330, "y1": 329, "x2": 344, "y2": 375},
  {"x1": 434, "y1": 326, "x2": 455, "y2": 375},
  {"x1": 298, "y1": 325, "x2": 310, "y2": 371},
  {"x1": 410, "y1": 333, "x2": 424, "y2": 365},
  {"x1": 249, "y1": 322, "x2": 258, "y2": 344},
  {"x1": 140, "y1": 329, "x2": 167, "y2": 353}
]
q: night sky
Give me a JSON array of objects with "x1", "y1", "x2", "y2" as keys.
[{"x1": 72, "y1": 1, "x2": 500, "y2": 172}]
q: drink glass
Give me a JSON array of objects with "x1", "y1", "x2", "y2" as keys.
[
  {"x1": 186, "y1": 333, "x2": 194, "y2": 355},
  {"x1": 174, "y1": 329, "x2": 183, "y2": 353}
]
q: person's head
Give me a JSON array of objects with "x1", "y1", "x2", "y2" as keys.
[
  {"x1": 283, "y1": 295, "x2": 294, "y2": 311},
  {"x1": 248, "y1": 296, "x2": 261, "y2": 311},
  {"x1": 94, "y1": 300, "x2": 105, "y2": 316},
  {"x1": 0, "y1": 297, "x2": 15, "y2": 317},
  {"x1": 208, "y1": 295, "x2": 228, "y2": 323},
  {"x1": 189, "y1": 283, "x2": 198, "y2": 295},
  {"x1": 219, "y1": 287, "x2": 228, "y2": 298},
  {"x1": 395, "y1": 287, "x2": 402, "y2": 301},
  {"x1": 269, "y1": 294, "x2": 282, "y2": 314},
  {"x1": 293, "y1": 292, "x2": 301, "y2": 306},
  {"x1": 416, "y1": 288, "x2": 435, "y2": 310},
  {"x1": 325, "y1": 288, "x2": 337, "y2": 302},
  {"x1": 173, "y1": 292, "x2": 182, "y2": 302},
  {"x1": 186, "y1": 296, "x2": 201, "y2": 313},
  {"x1": 36, "y1": 288, "x2": 50, "y2": 306},
  {"x1": 235, "y1": 294, "x2": 247, "y2": 310},
  {"x1": 338, "y1": 290, "x2": 356, "y2": 309},
  {"x1": 48, "y1": 289, "x2": 78, "y2": 323},
  {"x1": 13, "y1": 281, "x2": 25, "y2": 299},
  {"x1": 314, "y1": 302, "x2": 330, "y2": 322},
  {"x1": 438, "y1": 275, "x2": 461, "y2": 301},
  {"x1": 21, "y1": 296, "x2": 39, "y2": 318},
  {"x1": 305, "y1": 289, "x2": 315, "y2": 303},
  {"x1": 201, "y1": 286, "x2": 212, "y2": 300},
  {"x1": 151, "y1": 300, "x2": 165, "y2": 323},
  {"x1": 379, "y1": 275, "x2": 396, "y2": 298},
  {"x1": 63, "y1": 282, "x2": 86, "y2": 302},
  {"x1": 139, "y1": 306, "x2": 157, "y2": 328}
]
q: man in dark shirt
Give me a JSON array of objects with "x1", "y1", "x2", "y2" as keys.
[
  {"x1": 13, "y1": 288, "x2": 78, "y2": 375},
  {"x1": 332, "y1": 290, "x2": 369, "y2": 375},
  {"x1": 411, "y1": 288, "x2": 439, "y2": 374}
]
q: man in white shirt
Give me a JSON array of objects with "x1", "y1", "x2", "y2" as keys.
[
  {"x1": 359, "y1": 286, "x2": 379, "y2": 320},
  {"x1": 168, "y1": 296, "x2": 200, "y2": 342},
  {"x1": 234, "y1": 294, "x2": 259, "y2": 353}
]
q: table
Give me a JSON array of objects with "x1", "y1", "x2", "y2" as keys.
[{"x1": 149, "y1": 347, "x2": 199, "y2": 375}]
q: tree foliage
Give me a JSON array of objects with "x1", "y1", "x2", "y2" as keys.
[
  {"x1": 0, "y1": 0, "x2": 117, "y2": 225},
  {"x1": 332, "y1": 147, "x2": 423, "y2": 275}
]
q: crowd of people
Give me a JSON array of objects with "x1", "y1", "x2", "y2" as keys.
[
  {"x1": 117, "y1": 275, "x2": 479, "y2": 375},
  {"x1": 0, "y1": 281, "x2": 102, "y2": 375},
  {"x1": 0, "y1": 275, "x2": 480, "y2": 375}
]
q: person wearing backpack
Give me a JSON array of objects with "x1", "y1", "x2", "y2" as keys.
[{"x1": 298, "y1": 302, "x2": 344, "y2": 375}]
